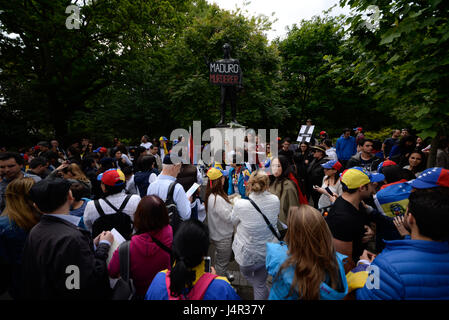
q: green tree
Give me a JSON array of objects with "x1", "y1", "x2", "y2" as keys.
[
  {"x1": 339, "y1": 0, "x2": 449, "y2": 165},
  {"x1": 160, "y1": 0, "x2": 286, "y2": 132},
  {"x1": 277, "y1": 15, "x2": 392, "y2": 139},
  {"x1": 0, "y1": 0, "x2": 191, "y2": 146}
]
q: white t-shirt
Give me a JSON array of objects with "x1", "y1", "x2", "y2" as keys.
[
  {"x1": 318, "y1": 176, "x2": 343, "y2": 209},
  {"x1": 207, "y1": 194, "x2": 233, "y2": 241},
  {"x1": 83, "y1": 191, "x2": 141, "y2": 232}
]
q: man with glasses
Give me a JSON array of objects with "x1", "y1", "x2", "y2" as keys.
[{"x1": 346, "y1": 139, "x2": 382, "y2": 172}]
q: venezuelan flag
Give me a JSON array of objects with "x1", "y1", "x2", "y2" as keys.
[
  {"x1": 346, "y1": 263, "x2": 370, "y2": 293},
  {"x1": 374, "y1": 182, "x2": 413, "y2": 218},
  {"x1": 213, "y1": 162, "x2": 223, "y2": 170}
]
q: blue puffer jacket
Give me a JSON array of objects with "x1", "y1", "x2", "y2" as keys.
[
  {"x1": 356, "y1": 237, "x2": 449, "y2": 300},
  {"x1": 336, "y1": 135, "x2": 357, "y2": 161},
  {"x1": 266, "y1": 242, "x2": 348, "y2": 300}
]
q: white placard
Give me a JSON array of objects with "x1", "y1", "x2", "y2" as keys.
[
  {"x1": 297, "y1": 125, "x2": 315, "y2": 142},
  {"x1": 107, "y1": 228, "x2": 126, "y2": 265},
  {"x1": 186, "y1": 182, "x2": 201, "y2": 199}
]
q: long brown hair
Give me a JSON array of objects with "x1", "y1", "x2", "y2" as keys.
[
  {"x1": 63, "y1": 163, "x2": 90, "y2": 183},
  {"x1": 277, "y1": 205, "x2": 341, "y2": 300},
  {"x1": 205, "y1": 177, "x2": 231, "y2": 213},
  {"x1": 1, "y1": 178, "x2": 41, "y2": 231}
]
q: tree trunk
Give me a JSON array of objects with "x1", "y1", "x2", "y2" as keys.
[{"x1": 50, "y1": 99, "x2": 70, "y2": 145}]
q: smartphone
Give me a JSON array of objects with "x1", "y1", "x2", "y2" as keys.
[{"x1": 204, "y1": 256, "x2": 211, "y2": 273}]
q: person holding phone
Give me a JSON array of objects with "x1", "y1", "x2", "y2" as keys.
[{"x1": 314, "y1": 160, "x2": 343, "y2": 210}]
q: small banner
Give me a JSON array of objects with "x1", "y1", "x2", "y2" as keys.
[
  {"x1": 297, "y1": 125, "x2": 315, "y2": 143},
  {"x1": 209, "y1": 61, "x2": 241, "y2": 86}
]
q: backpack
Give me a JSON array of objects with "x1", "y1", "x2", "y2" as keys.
[
  {"x1": 111, "y1": 240, "x2": 136, "y2": 300},
  {"x1": 165, "y1": 182, "x2": 182, "y2": 235},
  {"x1": 134, "y1": 170, "x2": 158, "y2": 197},
  {"x1": 92, "y1": 195, "x2": 133, "y2": 240},
  {"x1": 165, "y1": 271, "x2": 218, "y2": 300}
]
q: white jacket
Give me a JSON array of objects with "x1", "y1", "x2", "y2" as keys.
[
  {"x1": 231, "y1": 191, "x2": 280, "y2": 267},
  {"x1": 207, "y1": 194, "x2": 234, "y2": 241}
]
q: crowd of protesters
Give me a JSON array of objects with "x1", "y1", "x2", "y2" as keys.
[{"x1": 0, "y1": 126, "x2": 449, "y2": 301}]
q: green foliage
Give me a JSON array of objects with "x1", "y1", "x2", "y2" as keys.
[
  {"x1": 162, "y1": 1, "x2": 286, "y2": 130},
  {"x1": 0, "y1": 0, "x2": 192, "y2": 146},
  {"x1": 277, "y1": 15, "x2": 395, "y2": 139},
  {"x1": 364, "y1": 128, "x2": 396, "y2": 143},
  {"x1": 339, "y1": 0, "x2": 449, "y2": 139},
  {"x1": 1, "y1": 0, "x2": 447, "y2": 149}
]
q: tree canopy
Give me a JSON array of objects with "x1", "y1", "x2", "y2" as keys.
[{"x1": 0, "y1": 0, "x2": 447, "y2": 149}]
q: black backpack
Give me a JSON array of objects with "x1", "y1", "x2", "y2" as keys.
[
  {"x1": 165, "y1": 181, "x2": 182, "y2": 235},
  {"x1": 92, "y1": 195, "x2": 133, "y2": 240},
  {"x1": 111, "y1": 240, "x2": 136, "y2": 300}
]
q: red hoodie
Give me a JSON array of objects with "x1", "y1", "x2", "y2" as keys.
[{"x1": 108, "y1": 224, "x2": 173, "y2": 297}]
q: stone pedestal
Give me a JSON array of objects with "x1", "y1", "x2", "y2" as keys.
[{"x1": 205, "y1": 125, "x2": 252, "y2": 165}]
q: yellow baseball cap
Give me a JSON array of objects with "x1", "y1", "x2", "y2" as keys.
[
  {"x1": 340, "y1": 167, "x2": 385, "y2": 189},
  {"x1": 207, "y1": 167, "x2": 228, "y2": 181}
]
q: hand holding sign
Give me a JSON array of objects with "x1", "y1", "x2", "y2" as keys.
[{"x1": 297, "y1": 125, "x2": 315, "y2": 143}]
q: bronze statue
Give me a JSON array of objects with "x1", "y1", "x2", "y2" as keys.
[{"x1": 208, "y1": 43, "x2": 243, "y2": 127}]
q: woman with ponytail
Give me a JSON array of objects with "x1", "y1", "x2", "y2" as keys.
[{"x1": 144, "y1": 220, "x2": 240, "y2": 300}]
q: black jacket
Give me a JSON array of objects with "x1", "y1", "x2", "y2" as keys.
[
  {"x1": 306, "y1": 156, "x2": 328, "y2": 188},
  {"x1": 20, "y1": 215, "x2": 111, "y2": 300},
  {"x1": 346, "y1": 153, "x2": 382, "y2": 172},
  {"x1": 293, "y1": 150, "x2": 313, "y2": 179}
]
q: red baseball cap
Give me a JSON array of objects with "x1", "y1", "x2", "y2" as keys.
[{"x1": 97, "y1": 169, "x2": 126, "y2": 187}]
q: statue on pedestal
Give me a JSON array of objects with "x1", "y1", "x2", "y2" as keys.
[{"x1": 208, "y1": 43, "x2": 243, "y2": 127}]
